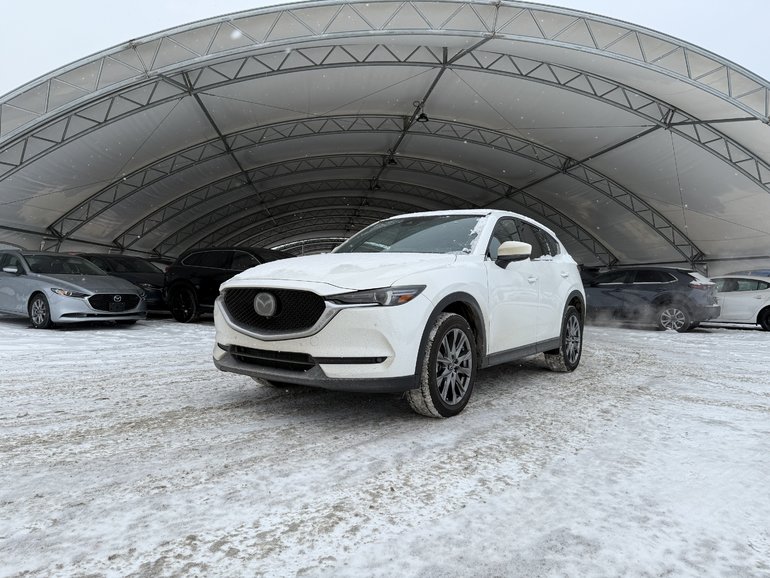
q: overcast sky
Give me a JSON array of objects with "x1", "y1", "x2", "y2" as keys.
[{"x1": 1, "y1": 0, "x2": 768, "y2": 97}]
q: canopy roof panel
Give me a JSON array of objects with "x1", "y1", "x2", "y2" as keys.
[{"x1": 1, "y1": 0, "x2": 769, "y2": 271}]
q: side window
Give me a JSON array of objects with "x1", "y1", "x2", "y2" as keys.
[
  {"x1": 759, "y1": 281, "x2": 770, "y2": 291},
  {"x1": 717, "y1": 278, "x2": 739, "y2": 292},
  {"x1": 182, "y1": 252, "x2": 204, "y2": 266},
  {"x1": 516, "y1": 221, "x2": 546, "y2": 259},
  {"x1": 537, "y1": 229, "x2": 560, "y2": 256},
  {"x1": 487, "y1": 218, "x2": 521, "y2": 259},
  {"x1": 184, "y1": 251, "x2": 230, "y2": 269},
  {"x1": 89, "y1": 256, "x2": 109, "y2": 271},
  {"x1": 633, "y1": 270, "x2": 675, "y2": 283},
  {"x1": 231, "y1": 251, "x2": 261, "y2": 271},
  {"x1": 0, "y1": 253, "x2": 23, "y2": 270},
  {"x1": 593, "y1": 270, "x2": 632, "y2": 284},
  {"x1": 736, "y1": 279, "x2": 765, "y2": 291}
]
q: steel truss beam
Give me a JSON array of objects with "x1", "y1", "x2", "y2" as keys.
[
  {"x1": 105, "y1": 146, "x2": 611, "y2": 262},
  {"x1": 150, "y1": 160, "x2": 613, "y2": 265},
  {"x1": 2, "y1": 0, "x2": 766, "y2": 135},
  {"x1": 153, "y1": 180, "x2": 468, "y2": 256},
  {"x1": 4, "y1": 43, "x2": 767, "y2": 202},
  {"x1": 275, "y1": 238, "x2": 348, "y2": 255},
  {"x1": 22, "y1": 61, "x2": 751, "y2": 260},
  {"x1": 208, "y1": 204, "x2": 404, "y2": 249}
]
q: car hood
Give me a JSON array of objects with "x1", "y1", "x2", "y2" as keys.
[
  {"x1": 225, "y1": 253, "x2": 458, "y2": 291},
  {"x1": 34, "y1": 274, "x2": 143, "y2": 294}
]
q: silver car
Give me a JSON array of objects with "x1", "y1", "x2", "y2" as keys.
[{"x1": 0, "y1": 250, "x2": 147, "y2": 329}]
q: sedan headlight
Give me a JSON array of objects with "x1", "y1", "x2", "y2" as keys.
[
  {"x1": 136, "y1": 282, "x2": 159, "y2": 290},
  {"x1": 328, "y1": 285, "x2": 425, "y2": 306},
  {"x1": 51, "y1": 288, "x2": 89, "y2": 298}
]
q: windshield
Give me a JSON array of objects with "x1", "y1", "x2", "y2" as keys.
[
  {"x1": 108, "y1": 257, "x2": 161, "y2": 274},
  {"x1": 26, "y1": 254, "x2": 107, "y2": 276},
  {"x1": 334, "y1": 214, "x2": 485, "y2": 254}
]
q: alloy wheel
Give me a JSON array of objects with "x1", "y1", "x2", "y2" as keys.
[{"x1": 435, "y1": 328, "x2": 473, "y2": 406}]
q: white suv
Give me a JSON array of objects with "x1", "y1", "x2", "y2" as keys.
[{"x1": 213, "y1": 209, "x2": 585, "y2": 417}]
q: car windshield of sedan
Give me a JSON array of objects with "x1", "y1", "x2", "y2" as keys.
[
  {"x1": 26, "y1": 255, "x2": 107, "y2": 276},
  {"x1": 334, "y1": 214, "x2": 485, "y2": 254},
  {"x1": 108, "y1": 257, "x2": 162, "y2": 274}
]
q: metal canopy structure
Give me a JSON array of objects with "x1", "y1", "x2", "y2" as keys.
[{"x1": 1, "y1": 0, "x2": 769, "y2": 270}]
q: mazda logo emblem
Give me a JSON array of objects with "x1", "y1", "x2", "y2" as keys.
[
  {"x1": 113, "y1": 295, "x2": 122, "y2": 302},
  {"x1": 254, "y1": 292, "x2": 277, "y2": 317}
]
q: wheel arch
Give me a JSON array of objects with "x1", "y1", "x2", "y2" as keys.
[
  {"x1": 565, "y1": 290, "x2": 586, "y2": 323},
  {"x1": 166, "y1": 279, "x2": 198, "y2": 297},
  {"x1": 27, "y1": 290, "x2": 47, "y2": 311},
  {"x1": 757, "y1": 305, "x2": 770, "y2": 329},
  {"x1": 413, "y1": 292, "x2": 486, "y2": 379}
]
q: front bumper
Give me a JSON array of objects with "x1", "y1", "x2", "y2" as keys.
[
  {"x1": 49, "y1": 292, "x2": 147, "y2": 324},
  {"x1": 213, "y1": 293, "x2": 432, "y2": 392}
]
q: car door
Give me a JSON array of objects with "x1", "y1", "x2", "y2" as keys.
[
  {"x1": 484, "y1": 217, "x2": 539, "y2": 354},
  {"x1": 0, "y1": 253, "x2": 29, "y2": 314},
  {"x1": 586, "y1": 269, "x2": 634, "y2": 317},
  {"x1": 516, "y1": 221, "x2": 566, "y2": 342},
  {"x1": 621, "y1": 269, "x2": 677, "y2": 317},
  {"x1": 194, "y1": 250, "x2": 234, "y2": 307},
  {"x1": 717, "y1": 278, "x2": 770, "y2": 321}
]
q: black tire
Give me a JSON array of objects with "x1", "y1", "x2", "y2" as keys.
[
  {"x1": 656, "y1": 304, "x2": 691, "y2": 332},
  {"x1": 28, "y1": 293, "x2": 54, "y2": 329},
  {"x1": 169, "y1": 286, "x2": 199, "y2": 323},
  {"x1": 758, "y1": 308, "x2": 770, "y2": 331},
  {"x1": 544, "y1": 305, "x2": 583, "y2": 372},
  {"x1": 116, "y1": 320, "x2": 137, "y2": 326},
  {"x1": 406, "y1": 313, "x2": 477, "y2": 418}
]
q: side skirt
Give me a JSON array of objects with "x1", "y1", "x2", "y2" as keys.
[{"x1": 481, "y1": 337, "x2": 561, "y2": 369}]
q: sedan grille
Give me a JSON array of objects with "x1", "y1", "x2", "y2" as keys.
[
  {"x1": 88, "y1": 294, "x2": 141, "y2": 311},
  {"x1": 223, "y1": 288, "x2": 325, "y2": 332}
]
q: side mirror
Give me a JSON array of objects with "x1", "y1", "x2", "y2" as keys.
[
  {"x1": 2, "y1": 265, "x2": 21, "y2": 275},
  {"x1": 495, "y1": 241, "x2": 531, "y2": 268}
]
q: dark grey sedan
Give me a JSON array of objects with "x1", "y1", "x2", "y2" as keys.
[{"x1": 0, "y1": 250, "x2": 147, "y2": 329}]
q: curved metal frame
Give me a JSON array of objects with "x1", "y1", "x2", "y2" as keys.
[{"x1": 1, "y1": 0, "x2": 768, "y2": 264}]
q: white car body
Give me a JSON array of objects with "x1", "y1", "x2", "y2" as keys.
[
  {"x1": 710, "y1": 275, "x2": 770, "y2": 330},
  {"x1": 213, "y1": 209, "x2": 586, "y2": 416}
]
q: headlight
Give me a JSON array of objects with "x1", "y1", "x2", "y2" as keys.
[
  {"x1": 51, "y1": 288, "x2": 88, "y2": 298},
  {"x1": 328, "y1": 285, "x2": 425, "y2": 306},
  {"x1": 137, "y1": 282, "x2": 158, "y2": 290}
]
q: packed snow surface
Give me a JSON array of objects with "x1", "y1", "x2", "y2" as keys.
[{"x1": 1, "y1": 315, "x2": 768, "y2": 577}]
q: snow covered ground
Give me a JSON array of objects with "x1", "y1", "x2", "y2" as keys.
[{"x1": 1, "y1": 314, "x2": 768, "y2": 577}]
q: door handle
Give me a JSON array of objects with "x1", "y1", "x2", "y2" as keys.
[
  {"x1": 528, "y1": 276, "x2": 537, "y2": 284},
  {"x1": 560, "y1": 272, "x2": 569, "y2": 278}
]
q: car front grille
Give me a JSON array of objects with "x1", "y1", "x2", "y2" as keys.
[
  {"x1": 223, "y1": 288, "x2": 326, "y2": 332},
  {"x1": 88, "y1": 294, "x2": 141, "y2": 311}
]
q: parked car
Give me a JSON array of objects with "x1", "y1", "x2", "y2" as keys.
[
  {"x1": 165, "y1": 246, "x2": 293, "y2": 322},
  {"x1": 212, "y1": 209, "x2": 586, "y2": 418},
  {"x1": 75, "y1": 253, "x2": 167, "y2": 311},
  {"x1": 584, "y1": 266, "x2": 720, "y2": 332},
  {"x1": 710, "y1": 275, "x2": 770, "y2": 330},
  {"x1": 0, "y1": 250, "x2": 147, "y2": 328}
]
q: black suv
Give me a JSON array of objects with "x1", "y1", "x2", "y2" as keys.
[
  {"x1": 76, "y1": 253, "x2": 167, "y2": 311},
  {"x1": 164, "y1": 247, "x2": 293, "y2": 322},
  {"x1": 585, "y1": 266, "x2": 720, "y2": 332}
]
